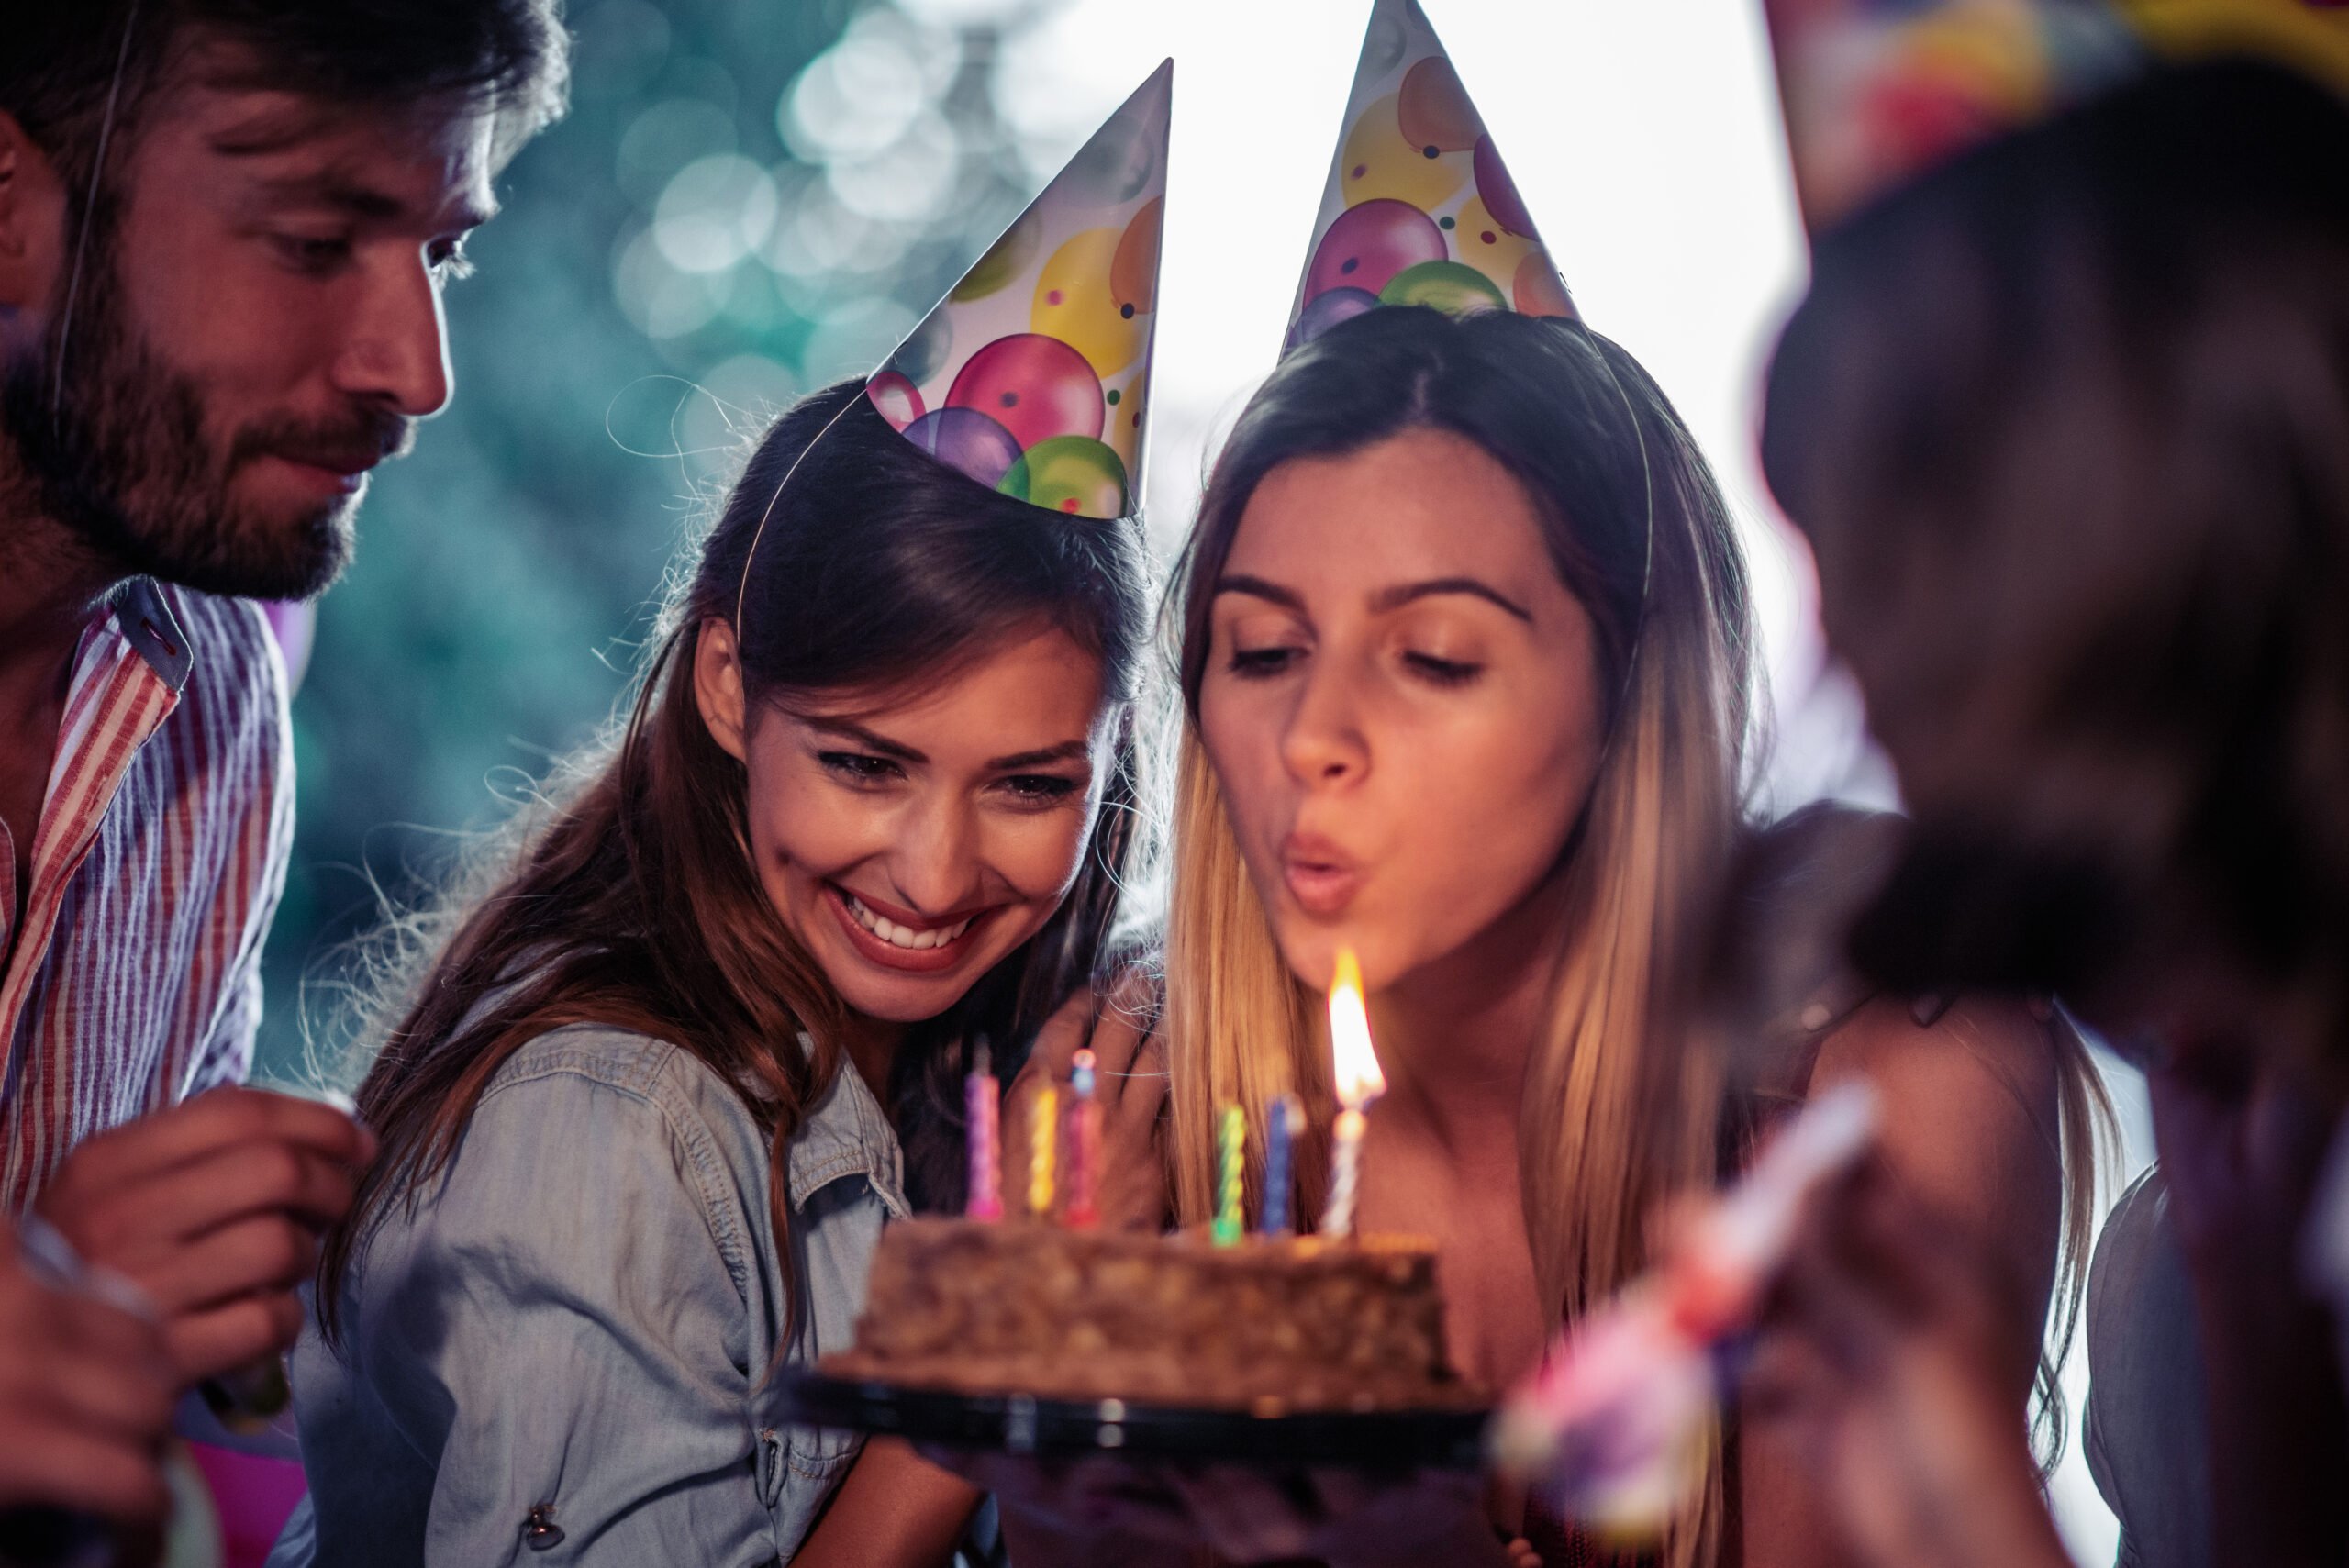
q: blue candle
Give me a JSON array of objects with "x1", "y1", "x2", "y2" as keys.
[{"x1": 1263, "y1": 1094, "x2": 1304, "y2": 1234}]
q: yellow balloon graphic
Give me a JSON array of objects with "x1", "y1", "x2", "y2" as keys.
[
  {"x1": 1453, "y1": 195, "x2": 1536, "y2": 295},
  {"x1": 1031, "y1": 227, "x2": 1147, "y2": 380},
  {"x1": 1339, "y1": 93, "x2": 1470, "y2": 212}
]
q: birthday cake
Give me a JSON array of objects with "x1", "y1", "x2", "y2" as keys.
[{"x1": 818, "y1": 1218, "x2": 1481, "y2": 1413}]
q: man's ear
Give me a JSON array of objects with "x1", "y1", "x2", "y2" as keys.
[
  {"x1": 694, "y1": 617, "x2": 751, "y2": 763},
  {"x1": 0, "y1": 112, "x2": 68, "y2": 323}
]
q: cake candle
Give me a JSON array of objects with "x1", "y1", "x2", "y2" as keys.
[
  {"x1": 1320, "y1": 948, "x2": 1386, "y2": 1240},
  {"x1": 1066, "y1": 1048, "x2": 1103, "y2": 1228},
  {"x1": 1213, "y1": 1104, "x2": 1246, "y2": 1246},
  {"x1": 966, "y1": 1039, "x2": 1002, "y2": 1221},
  {"x1": 1262, "y1": 1093, "x2": 1303, "y2": 1234},
  {"x1": 1029, "y1": 1084, "x2": 1059, "y2": 1219}
]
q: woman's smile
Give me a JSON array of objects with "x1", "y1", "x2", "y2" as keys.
[{"x1": 823, "y1": 882, "x2": 996, "y2": 974}]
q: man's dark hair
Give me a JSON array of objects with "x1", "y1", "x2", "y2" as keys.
[{"x1": 4, "y1": 0, "x2": 570, "y2": 198}]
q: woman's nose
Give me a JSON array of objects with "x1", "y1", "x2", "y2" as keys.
[
  {"x1": 884, "y1": 794, "x2": 985, "y2": 916},
  {"x1": 1279, "y1": 665, "x2": 1370, "y2": 789}
]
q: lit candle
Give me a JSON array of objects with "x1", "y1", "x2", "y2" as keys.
[
  {"x1": 1320, "y1": 948, "x2": 1386, "y2": 1240},
  {"x1": 1029, "y1": 1084, "x2": 1058, "y2": 1219},
  {"x1": 1262, "y1": 1093, "x2": 1303, "y2": 1235},
  {"x1": 1066, "y1": 1048, "x2": 1103, "y2": 1228},
  {"x1": 966, "y1": 1038, "x2": 1002, "y2": 1222},
  {"x1": 1213, "y1": 1104, "x2": 1246, "y2": 1246}
]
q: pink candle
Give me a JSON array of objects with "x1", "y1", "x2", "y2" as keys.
[
  {"x1": 966, "y1": 1039, "x2": 1002, "y2": 1221},
  {"x1": 1065, "y1": 1048, "x2": 1104, "y2": 1228}
]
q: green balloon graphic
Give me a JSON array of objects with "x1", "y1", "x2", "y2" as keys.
[
  {"x1": 996, "y1": 435, "x2": 1130, "y2": 518},
  {"x1": 950, "y1": 210, "x2": 1042, "y2": 303},
  {"x1": 1377, "y1": 259, "x2": 1508, "y2": 317}
]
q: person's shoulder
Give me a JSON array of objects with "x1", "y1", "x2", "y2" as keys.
[{"x1": 482, "y1": 1023, "x2": 763, "y2": 1144}]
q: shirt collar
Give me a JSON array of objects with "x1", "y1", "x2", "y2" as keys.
[
  {"x1": 785, "y1": 1034, "x2": 910, "y2": 1220},
  {"x1": 109, "y1": 578, "x2": 193, "y2": 695}
]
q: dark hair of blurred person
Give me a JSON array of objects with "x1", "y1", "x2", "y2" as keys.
[
  {"x1": 0, "y1": 0, "x2": 562, "y2": 1538},
  {"x1": 283, "y1": 382, "x2": 1151, "y2": 1561},
  {"x1": 1762, "y1": 58, "x2": 2349, "y2": 1568}
]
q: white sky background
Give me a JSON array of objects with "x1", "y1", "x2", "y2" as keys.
[{"x1": 884, "y1": 0, "x2": 2136, "y2": 1559}]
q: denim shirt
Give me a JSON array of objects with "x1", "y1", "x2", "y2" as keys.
[{"x1": 268, "y1": 1025, "x2": 908, "y2": 1567}]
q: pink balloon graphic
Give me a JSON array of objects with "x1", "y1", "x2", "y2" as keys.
[
  {"x1": 1302, "y1": 199, "x2": 1446, "y2": 305},
  {"x1": 945, "y1": 334, "x2": 1105, "y2": 450},
  {"x1": 1473, "y1": 135, "x2": 1538, "y2": 239},
  {"x1": 904, "y1": 407, "x2": 1025, "y2": 491},
  {"x1": 866, "y1": 370, "x2": 924, "y2": 431}
]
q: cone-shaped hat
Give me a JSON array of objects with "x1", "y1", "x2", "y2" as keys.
[
  {"x1": 864, "y1": 61, "x2": 1171, "y2": 520},
  {"x1": 1765, "y1": 0, "x2": 2349, "y2": 235},
  {"x1": 1286, "y1": 0, "x2": 1574, "y2": 356}
]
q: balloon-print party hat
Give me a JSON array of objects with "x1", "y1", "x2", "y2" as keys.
[
  {"x1": 1285, "y1": 0, "x2": 1575, "y2": 356},
  {"x1": 865, "y1": 60, "x2": 1171, "y2": 520},
  {"x1": 1765, "y1": 0, "x2": 2349, "y2": 234}
]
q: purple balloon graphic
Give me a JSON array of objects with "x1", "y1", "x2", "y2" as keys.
[
  {"x1": 1286, "y1": 286, "x2": 1380, "y2": 353},
  {"x1": 1303, "y1": 199, "x2": 1446, "y2": 305},
  {"x1": 903, "y1": 406, "x2": 1024, "y2": 491},
  {"x1": 1473, "y1": 135, "x2": 1537, "y2": 239}
]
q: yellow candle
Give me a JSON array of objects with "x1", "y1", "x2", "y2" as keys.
[
  {"x1": 1213, "y1": 1104, "x2": 1245, "y2": 1247},
  {"x1": 1029, "y1": 1084, "x2": 1058, "y2": 1218}
]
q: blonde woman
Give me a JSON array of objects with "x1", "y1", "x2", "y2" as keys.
[{"x1": 1119, "y1": 304, "x2": 2104, "y2": 1568}]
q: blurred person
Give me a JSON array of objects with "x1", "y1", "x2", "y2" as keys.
[
  {"x1": 273, "y1": 379, "x2": 1152, "y2": 1566},
  {"x1": 0, "y1": 0, "x2": 565, "y2": 1538},
  {"x1": 1759, "y1": 36, "x2": 2349, "y2": 1568}
]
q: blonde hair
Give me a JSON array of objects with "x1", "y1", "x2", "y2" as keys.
[{"x1": 1165, "y1": 310, "x2": 1753, "y2": 1565}]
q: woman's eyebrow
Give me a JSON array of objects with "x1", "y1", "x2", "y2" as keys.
[
  {"x1": 807, "y1": 717, "x2": 924, "y2": 763},
  {"x1": 1368, "y1": 577, "x2": 1533, "y2": 622},
  {"x1": 990, "y1": 740, "x2": 1093, "y2": 771},
  {"x1": 1212, "y1": 573, "x2": 1306, "y2": 612}
]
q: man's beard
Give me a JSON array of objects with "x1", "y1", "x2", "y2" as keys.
[{"x1": 2, "y1": 239, "x2": 408, "y2": 602}]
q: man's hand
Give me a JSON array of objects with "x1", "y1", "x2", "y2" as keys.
[
  {"x1": 0, "y1": 1218, "x2": 174, "y2": 1525},
  {"x1": 34, "y1": 1087, "x2": 375, "y2": 1384}
]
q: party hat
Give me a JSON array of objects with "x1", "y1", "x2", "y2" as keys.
[
  {"x1": 1285, "y1": 0, "x2": 1575, "y2": 356},
  {"x1": 1765, "y1": 0, "x2": 2349, "y2": 234},
  {"x1": 864, "y1": 61, "x2": 1171, "y2": 520}
]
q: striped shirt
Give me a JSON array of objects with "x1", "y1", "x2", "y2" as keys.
[{"x1": 0, "y1": 577, "x2": 294, "y2": 1209}]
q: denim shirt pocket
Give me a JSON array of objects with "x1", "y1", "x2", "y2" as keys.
[{"x1": 760, "y1": 1423, "x2": 864, "y2": 1554}]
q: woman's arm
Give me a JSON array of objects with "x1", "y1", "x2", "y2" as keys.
[
  {"x1": 1738, "y1": 995, "x2": 2066, "y2": 1568},
  {"x1": 794, "y1": 1439, "x2": 979, "y2": 1568}
]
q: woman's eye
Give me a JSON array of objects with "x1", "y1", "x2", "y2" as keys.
[
  {"x1": 1403, "y1": 651, "x2": 1484, "y2": 688},
  {"x1": 818, "y1": 751, "x2": 903, "y2": 785},
  {"x1": 999, "y1": 773, "x2": 1081, "y2": 806},
  {"x1": 1227, "y1": 645, "x2": 1301, "y2": 680},
  {"x1": 273, "y1": 233, "x2": 353, "y2": 274}
]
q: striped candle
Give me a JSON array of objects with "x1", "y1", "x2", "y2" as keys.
[
  {"x1": 1029, "y1": 1084, "x2": 1058, "y2": 1219},
  {"x1": 1262, "y1": 1093, "x2": 1303, "y2": 1234},
  {"x1": 1066, "y1": 1048, "x2": 1103, "y2": 1228},
  {"x1": 966, "y1": 1039, "x2": 1001, "y2": 1221},
  {"x1": 1213, "y1": 1104, "x2": 1245, "y2": 1247}
]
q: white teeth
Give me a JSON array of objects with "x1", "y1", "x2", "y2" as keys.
[{"x1": 841, "y1": 893, "x2": 974, "y2": 951}]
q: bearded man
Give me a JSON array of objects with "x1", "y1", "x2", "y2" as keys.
[{"x1": 0, "y1": 0, "x2": 566, "y2": 1537}]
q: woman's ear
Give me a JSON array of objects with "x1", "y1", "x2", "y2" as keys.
[
  {"x1": 0, "y1": 112, "x2": 68, "y2": 324},
  {"x1": 694, "y1": 617, "x2": 751, "y2": 762}
]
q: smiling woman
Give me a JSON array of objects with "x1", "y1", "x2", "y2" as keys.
[{"x1": 279, "y1": 380, "x2": 1151, "y2": 1566}]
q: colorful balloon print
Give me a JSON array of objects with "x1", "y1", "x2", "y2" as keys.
[
  {"x1": 904, "y1": 406, "x2": 1023, "y2": 491},
  {"x1": 950, "y1": 209, "x2": 1042, "y2": 303},
  {"x1": 1378, "y1": 259, "x2": 1508, "y2": 316},
  {"x1": 946, "y1": 333, "x2": 1105, "y2": 450},
  {"x1": 997, "y1": 435, "x2": 1130, "y2": 517},
  {"x1": 1033, "y1": 228, "x2": 1147, "y2": 379},
  {"x1": 1512, "y1": 255, "x2": 1576, "y2": 318},
  {"x1": 866, "y1": 370, "x2": 924, "y2": 431},
  {"x1": 1397, "y1": 57, "x2": 1484, "y2": 152},
  {"x1": 1063, "y1": 99, "x2": 1162, "y2": 206},
  {"x1": 1303, "y1": 198, "x2": 1446, "y2": 304},
  {"x1": 1453, "y1": 194, "x2": 1536, "y2": 295},
  {"x1": 1340, "y1": 94, "x2": 1470, "y2": 211},
  {"x1": 1472, "y1": 133, "x2": 1538, "y2": 238},
  {"x1": 1110, "y1": 196, "x2": 1163, "y2": 315},
  {"x1": 1286, "y1": 285, "x2": 1380, "y2": 353}
]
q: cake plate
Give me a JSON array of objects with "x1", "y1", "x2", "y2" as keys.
[{"x1": 782, "y1": 1371, "x2": 1492, "y2": 1471}]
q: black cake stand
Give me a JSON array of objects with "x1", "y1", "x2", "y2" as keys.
[{"x1": 782, "y1": 1371, "x2": 1493, "y2": 1471}]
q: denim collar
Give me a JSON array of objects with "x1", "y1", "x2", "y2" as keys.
[{"x1": 785, "y1": 1035, "x2": 909, "y2": 1220}]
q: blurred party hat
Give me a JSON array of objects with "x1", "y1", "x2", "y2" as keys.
[
  {"x1": 1285, "y1": 0, "x2": 1575, "y2": 356},
  {"x1": 1765, "y1": 0, "x2": 2349, "y2": 234},
  {"x1": 864, "y1": 60, "x2": 1171, "y2": 520}
]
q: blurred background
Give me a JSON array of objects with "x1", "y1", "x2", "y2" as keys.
[{"x1": 255, "y1": 0, "x2": 2149, "y2": 1553}]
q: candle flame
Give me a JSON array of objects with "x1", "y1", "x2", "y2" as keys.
[{"x1": 1327, "y1": 947, "x2": 1385, "y2": 1109}]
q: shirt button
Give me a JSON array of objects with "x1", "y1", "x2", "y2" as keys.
[{"x1": 523, "y1": 1503, "x2": 565, "y2": 1551}]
